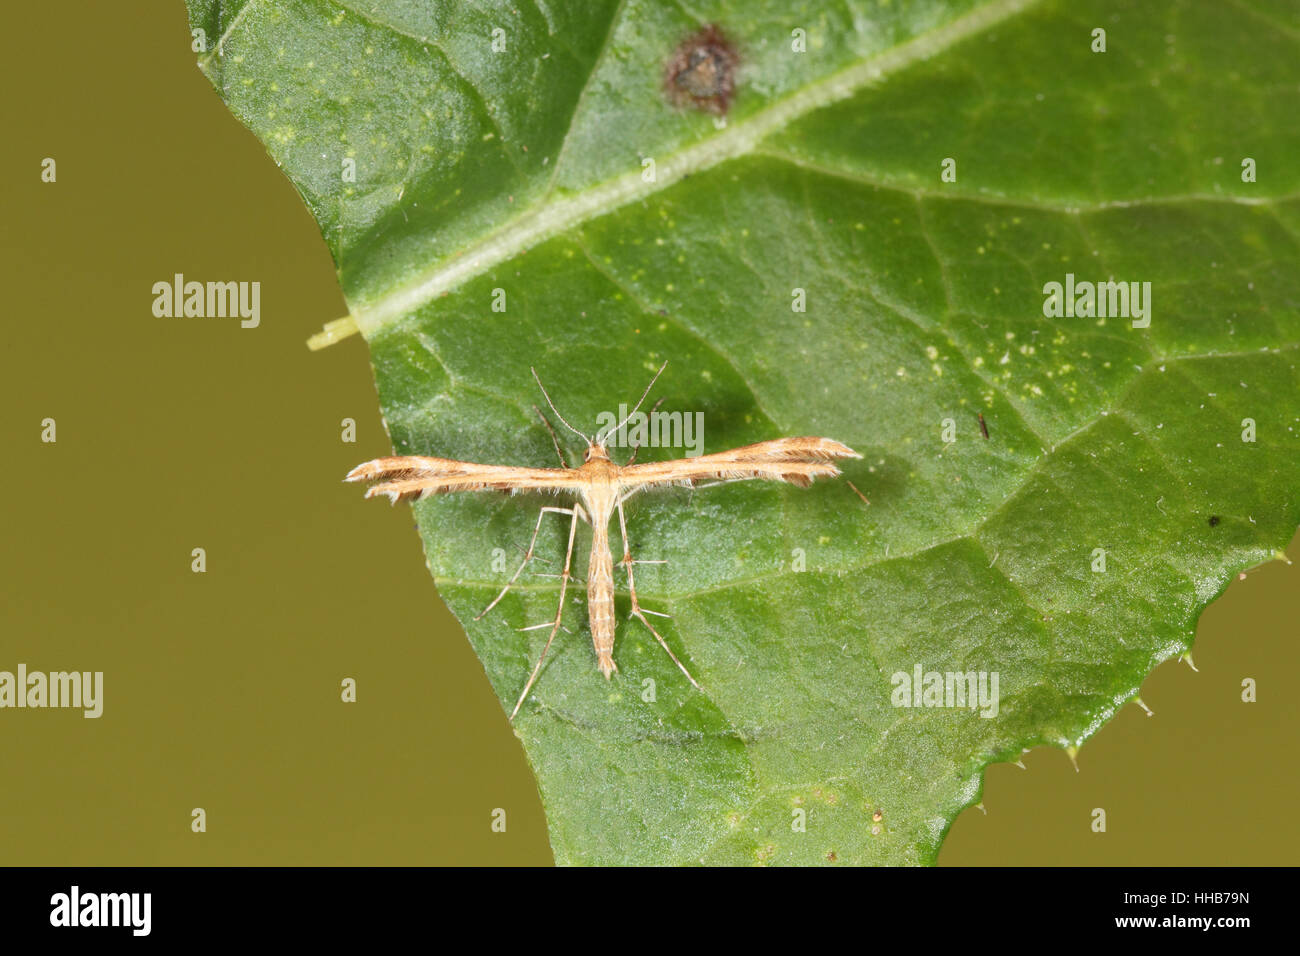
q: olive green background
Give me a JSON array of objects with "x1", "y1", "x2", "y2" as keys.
[{"x1": 1, "y1": 1, "x2": 1296, "y2": 866}]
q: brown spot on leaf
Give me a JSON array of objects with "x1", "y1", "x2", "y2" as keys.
[{"x1": 665, "y1": 24, "x2": 738, "y2": 115}]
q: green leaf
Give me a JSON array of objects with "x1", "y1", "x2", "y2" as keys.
[{"x1": 187, "y1": 0, "x2": 1300, "y2": 864}]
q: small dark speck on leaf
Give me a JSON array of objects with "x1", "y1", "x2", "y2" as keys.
[
  {"x1": 1208, "y1": 515, "x2": 1221, "y2": 526},
  {"x1": 665, "y1": 24, "x2": 738, "y2": 115}
]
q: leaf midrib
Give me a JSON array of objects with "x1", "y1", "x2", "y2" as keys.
[{"x1": 337, "y1": 0, "x2": 1043, "y2": 342}]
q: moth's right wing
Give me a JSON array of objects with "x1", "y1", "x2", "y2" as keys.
[
  {"x1": 346, "y1": 456, "x2": 580, "y2": 502},
  {"x1": 619, "y1": 437, "x2": 861, "y2": 490}
]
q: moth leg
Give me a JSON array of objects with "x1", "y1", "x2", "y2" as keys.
[
  {"x1": 510, "y1": 503, "x2": 582, "y2": 721},
  {"x1": 533, "y1": 404, "x2": 569, "y2": 468},
  {"x1": 619, "y1": 397, "x2": 664, "y2": 466},
  {"x1": 475, "y1": 505, "x2": 580, "y2": 622},
  {"x1": 610, "y1": 495, "x2": 668, "y2": 570},
  {"x1": 615, "y1": 498, "x2": 701, "y2": 690}
]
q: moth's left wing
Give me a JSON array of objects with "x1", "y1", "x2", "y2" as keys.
[
  {"x1": 346, "y1": 456, "x2": 580, "y2": 502},
  {"x1": 619, "y1": 437, "x2": 860, "y2": 490}
]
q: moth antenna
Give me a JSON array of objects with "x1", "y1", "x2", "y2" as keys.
[
  {"x1": 624, "y1": 397, "x2": 665, "y2": 465},
  {"x1": 598, "y1": 361, "x2": 668, "y2": 445},
  {"x1": 531, "y1": 367, "x2": 589, "y2": 443}
]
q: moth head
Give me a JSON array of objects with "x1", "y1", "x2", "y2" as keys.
[{"x1": 532, "y1": 362, "x2": 669, "y2": 467}]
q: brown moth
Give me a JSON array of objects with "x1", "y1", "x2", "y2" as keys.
[{"x1": 346, "y1": 364, "x2": 861, "y2": 719}]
